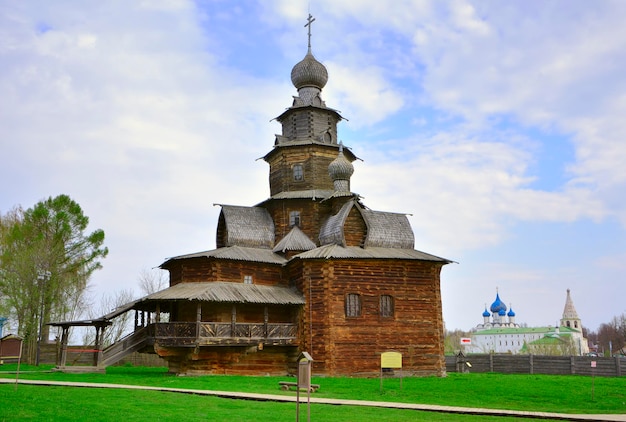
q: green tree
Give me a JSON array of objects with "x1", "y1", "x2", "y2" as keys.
[{"x1": 0, "y1": 195, "x2": 108, "y2": 363}]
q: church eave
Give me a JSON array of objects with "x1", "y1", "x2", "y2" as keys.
[
  {"x1": 261, "y1": 141, "x2": 359, "y2": 162},
  {"x1": 274, "y1": 104, "x2": 343, "y2": 123}
]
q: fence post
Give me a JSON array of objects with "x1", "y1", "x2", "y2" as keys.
[
  {"x1": 616, "y1": 356, "x2": 621, "y2": 377},
  {"x1": 570, "y1": 356, "x2": 575, "y2": 375},
  {"x1": 529, "y1": 354, "x2": 534, "y2": 375},
  {"x1": 489, "y1": 353, "x2": 494, "y2": 372}
]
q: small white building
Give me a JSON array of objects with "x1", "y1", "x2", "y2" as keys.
[{"x1": 466, "y1": 289, "x2": 589, "y2": 355}]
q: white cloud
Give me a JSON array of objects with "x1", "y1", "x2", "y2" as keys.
[{"x1": 2, "y1": 0, "x2": 625, "y2": 331}]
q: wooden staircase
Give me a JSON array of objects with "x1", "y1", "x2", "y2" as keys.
[{"x1": 101, "y1": 326, "x2": 153, "y2": 367}]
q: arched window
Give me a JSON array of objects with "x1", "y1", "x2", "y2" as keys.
[
  {"x1": 345, "y1": 294, "x2": 361, "y2": 317},
  {"x1": 293, "y1": 164, "x2": 304, "y2": 181}
]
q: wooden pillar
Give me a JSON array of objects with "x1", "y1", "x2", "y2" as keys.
[
  {"x1": 264, "y1": 306, "x2": 269, "y2": 338},
  {"x1": 196, "y1": 302, "x2": 202, "y2": 339},
  {"x1": 155, "y1": 303, "x2": 161, "y2": 323},
  {"x1": 134, "y1": 310, "x2": 139, "y2": 330},
  {"x1": 59, "y1": 327, "x2": 69, "y2": 368},
  {"x1": 94, "y1": 326, "x2": 101, "y2": 366},
  {"x1": 231, "y1": 305, "x2": 237, "y2": 337},
  {"x1": 529, "y1": 354, "x2": 534, "y2": 375}
]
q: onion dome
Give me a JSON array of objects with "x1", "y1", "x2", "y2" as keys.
[
  {"x1": 291, "y1": 51, "x2": 328, "y2": 90},
  {"x1": 498, "y1": 309, "x2": 506, "y2": 317},
  {"x1": 482, "y1": 307, "x2": 491, "y2": 318},
  {"x1": 328, "y1": 143, "x2": 354, "y2": 192},
  {"x1": 490, "y1": 292, "x2": 507, "y2": 314},
  {"x1": 507, "y1": 306, "x2": 516, "y2": 317}
]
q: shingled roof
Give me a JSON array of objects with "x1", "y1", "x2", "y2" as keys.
[
  {"x1": 273, "y1": 225, "x2": 317, "y2": 253},
  {"x1": 361, "y1": 208, "x2": 415, "y2": 249},
  {"x1": 218, "y1": 205, "x2": 275, "y2": 248},
  {"x1": 163, "y1": 246, "x2": 287, "y2": 265},
  {"x1": 294, "y1": 244, "x2": 451, "y2": 262},
  {"x1": 142, "y1": 282, "x2": 305, "y2": 305},
  {"x1": 319, "y1": 199, "x2": 416, "y2": 249},
  {"x1": 319, "y1": 200, "x2": 354, "y2": 246}
]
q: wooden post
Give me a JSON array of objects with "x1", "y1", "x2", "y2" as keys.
[
  {"x1": 264, "y1": 306, "x2": 269, "y2": 338},
  {"x1": 196, "y1": 303, "x2": 202, "y2": 339},
  {"x1": 94, "y1": 326, "x2": 104, "y2": 367},
  {"x1": 155, "y1": 303, "x2": 161, "y2": 323},
  {"x1": 231, "y1": 305, "x2": 236, "y2": 336},
  {"x1": 529, "y1": 354, "x2": 534, "y2": 375},
  {"x1": 59, "y1": 327, "x2": 69, "y2": 368}
]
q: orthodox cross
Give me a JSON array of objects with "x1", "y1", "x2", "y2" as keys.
[{"x1": 305, "y1": 13, "x2": 315, "y2": 52}]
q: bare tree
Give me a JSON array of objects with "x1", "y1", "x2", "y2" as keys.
[
  {"x1": 138, "y1": 267, "x2": 167, "y2": 296},
  {"x1": 82, "y1": 289, "x2": 135, "y2": 348}
]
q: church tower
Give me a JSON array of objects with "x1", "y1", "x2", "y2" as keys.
[
  {"x1": 261, "y1": 14, "x2": 359, "y2": 246},
  {"x1": 560, "y1": 289, "x2": 582, "y2": 331}
]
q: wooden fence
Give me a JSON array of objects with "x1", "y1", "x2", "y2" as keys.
[
  {"x1": 9, "y1": 343, "x2": 166, "y2": 368},
  {"x1": 446, "y1": 354, "x2": 625, "y2": 377}
]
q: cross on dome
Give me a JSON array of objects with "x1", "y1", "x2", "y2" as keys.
[{"x1": 305, "y1": 13, "x2": 315, "y2": 53}]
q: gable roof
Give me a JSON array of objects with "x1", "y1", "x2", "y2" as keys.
[
  {"x1": 273, "y1": 225, "x2": 317, "y2": 253},
  {"x1": 218, "y1": 205, "x2": 275, "y2": 248},
  {"x1": 143, "y1": 282, "x2": 305, "y2": 305},
  {"x1": 361, "y1": 208, "x2": 415, "y2": 249},
  {"x1": 294, "y1": 244, "x2": 451, "y2": 262},
  {"x1": 163, "y1": 245, "x2": 287, "y2": 266},
  {"x1": 318, "y1": 199, "x2": 416, "y2": 249},
  {"x1": 319, "y1": 200, "x2": 354, "y2": 246}
]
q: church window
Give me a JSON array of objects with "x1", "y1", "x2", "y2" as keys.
[
  {"x1": 289, "y1": 211, "x2": 301, "y2": 227},
  {"x1": 243, "y1": 275, "x2": 253, "y2": 284},
  {"x1": 380, "y1": 295, "x2": 394, "y2": 318},
  {"x1": 345, "y1": 294, "x2": 361, "y2": 317},
  {"x1": 293, "y1": 164, "x2": 304, "y2": 181}
]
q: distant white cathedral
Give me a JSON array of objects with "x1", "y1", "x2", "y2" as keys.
[{"x1": 466, "y1": 289, "x2": 589, "y2": 355}]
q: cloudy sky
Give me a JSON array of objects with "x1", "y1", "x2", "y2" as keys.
[{"x1": 2, "y1": 0, "x2": 625, "y2": 332}]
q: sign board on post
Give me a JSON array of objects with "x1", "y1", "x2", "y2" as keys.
[
  {"x1": 380, "y1": 351, "x2": 403, "y2": 393},
  {"x1": 296, "y1": 352, "x2": 313, "y2": 422},
  {"x1": 460, "y1": 338, "x2": 472, "y2": 345}
]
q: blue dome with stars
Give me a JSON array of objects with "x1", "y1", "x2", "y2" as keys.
[{"x1": 490, "y1": 292, "x2": 507, "y2": 314}]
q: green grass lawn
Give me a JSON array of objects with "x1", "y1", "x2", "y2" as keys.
[{"x1": 1, "y1": 364, "x2": 625, "y2": 421}]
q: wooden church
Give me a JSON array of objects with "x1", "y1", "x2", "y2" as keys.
[{"x1": 52, "y1": 18, "x2": 451, "y2": 377}]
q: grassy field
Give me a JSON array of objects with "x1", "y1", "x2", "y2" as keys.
[{"x1": 1, "y1": 364, "x2": 625, "y2": 421}]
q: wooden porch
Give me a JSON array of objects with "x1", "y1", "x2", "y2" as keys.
[
  {"x1": 152, "y1": 321, "x2": 298, "y2": 347},
  {"x1": 51, "y1": 320, "x2": 298, "y2": 371}
]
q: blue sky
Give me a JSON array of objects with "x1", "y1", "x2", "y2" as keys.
[{"x1": 1, "y1": 0, "x2": 625, "y2": 332}]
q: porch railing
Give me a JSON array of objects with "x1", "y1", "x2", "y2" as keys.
[{"x1": 151, "y1": 322, "x2": 297, "y2": 346}]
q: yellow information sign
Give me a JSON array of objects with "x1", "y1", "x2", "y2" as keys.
[{"x1": 380, "y1": 351, "x2": 402, "y2": 369}]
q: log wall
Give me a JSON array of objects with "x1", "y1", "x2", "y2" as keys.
[
  {"x1": 164, "y1": 258, "x2": 285, "y2": 286},
  {"x1": 164, "y1": 345, "x2": 299, "y2": 376},
  {"x1": 298, "y1": 258, "x2": 446, "y2": 376},
  {"x1": 266, "y1": 144, "x2": 350, "y2": 196}
]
